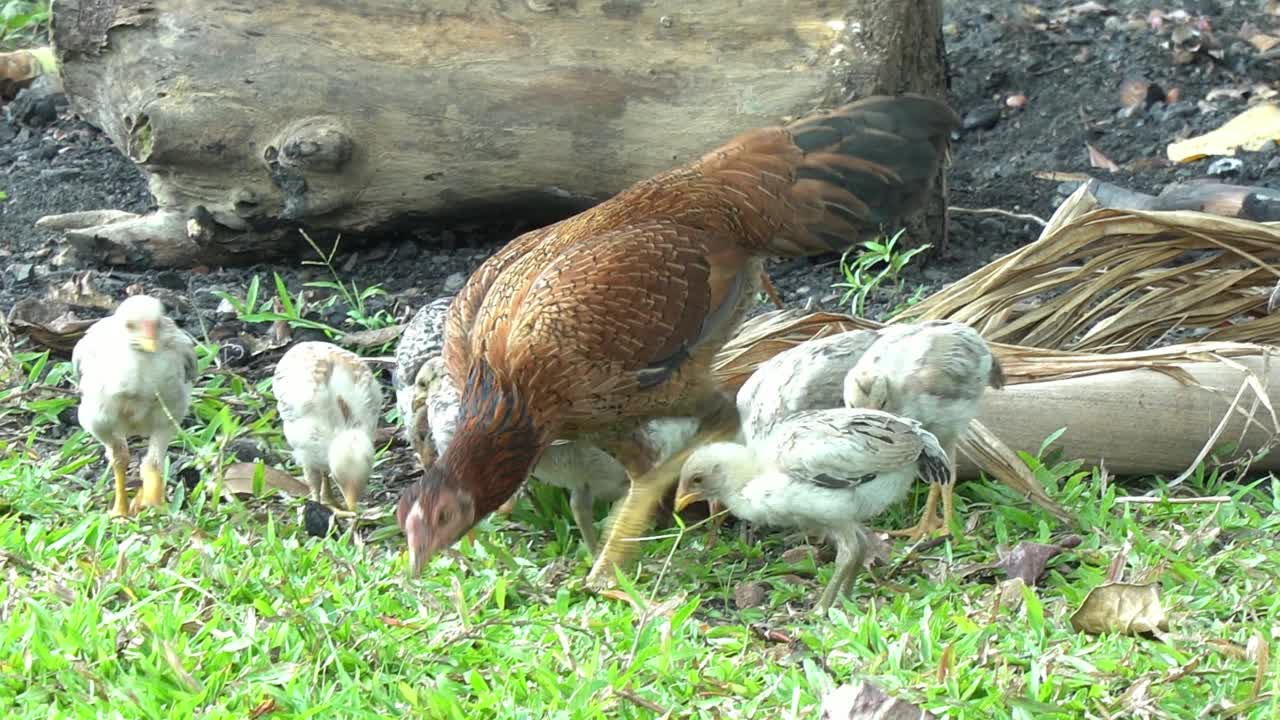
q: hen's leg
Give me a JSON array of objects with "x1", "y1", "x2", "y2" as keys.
[
  {"x1": 131, "y1": 434, "x2": 170, "y2": 511},
  {"x1": 106, "y1": 439, "x2": 131, "y2": 518},
  {"x1": 569, "y1": 486, "x2": 599, "y2": 556},
  {"x1": 588, "y1": 394, "x2": 741, "y2": 590},
  {"x1": 495, "y1": 491, "x2": 519, "y2": 516}
]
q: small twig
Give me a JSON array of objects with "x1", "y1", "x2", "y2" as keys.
[
  {"x1": 948, "y1": 206, "x2": 1048, "y2": 227},
  {"x1": 1115, "y1": 495, "x2": 1232, "y2": 505}
]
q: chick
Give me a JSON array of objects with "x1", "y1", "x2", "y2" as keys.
[
  {"x1": 675, "y1": 408, "x2": 948, "y2": 613},
  {"x1": 273, "y1": 341, "x2": 383, "y2": 512},
  {"x1": 411, "y1": 357, "x2": 698, "y2": 554},
  {"x1": 392, "y1": 296, "x2": 454, "y2": 447},
  {"x1": 843, "y1": 320, "x2": 1004, "y2": 540},
  {"x1": 72, "y1": 294, "x2": 198, "y2": 516}
]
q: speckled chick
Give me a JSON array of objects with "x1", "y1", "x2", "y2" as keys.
[
  {"x1": 273, "y1": 341, "x2": 383, "y2": 513},
  {"x1": 676, "y1": 408, "x2": 948, "y2": 613},
  {"x1": 843, "y1": 319, "x2": 1004, "y2": 539}
]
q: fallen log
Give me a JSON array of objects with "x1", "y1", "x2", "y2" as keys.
[
  {"x1": 45, "y1": 0, "x2": 950, "y2": 268},
  {"x1": 959, "y1": 349, "x2": 1280, "y2": 480}
]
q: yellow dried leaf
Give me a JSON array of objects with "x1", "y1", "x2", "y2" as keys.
[
  {"x1": 1167, "y1": 103, "x2": 1280, "y2": 162},
  {"x1": 1069, "y1": 582, "x2": 1169, "y2": 635},
  {"x1": 221, "y1": 462, "x2": 311, "y2": 498}
]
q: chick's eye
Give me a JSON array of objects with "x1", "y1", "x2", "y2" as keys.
[{"x1": 125, "y1": 321, "x2": 137, "y2": 330}]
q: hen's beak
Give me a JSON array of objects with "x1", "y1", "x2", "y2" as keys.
[{"x1": 135, "y1": 320, "x2": 158, "y2": 352}]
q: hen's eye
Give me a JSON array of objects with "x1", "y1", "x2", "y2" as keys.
[{"x1": 437, "y1": 510, "x2": 452, "y2": 525}]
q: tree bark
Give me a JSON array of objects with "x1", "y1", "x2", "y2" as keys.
[{"x1": 48, "y1": 0, "x2": 950, "y2": 268}]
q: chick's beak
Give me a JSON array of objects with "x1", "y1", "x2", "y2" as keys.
[
  {"x1": 135, "y1": 320, "x2": 158, "y2": 352},
  {"x1": 673, "y1": 476, "x2": 702, "y2": 514}
]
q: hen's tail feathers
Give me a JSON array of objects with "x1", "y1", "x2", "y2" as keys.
[{"x1": 705, "y1": 94, "x2": 961, "y2": 257}]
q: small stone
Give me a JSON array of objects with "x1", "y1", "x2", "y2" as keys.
[
  {"x1": 215, "y1": 297, "x2": 238, "y2": 316},
  {"x1": 396, "y1": 240, "x2": 420, "y2": 261},
  {"x1": 155, "y1": 270, "x2": 187, "y2": 291},
  {"x1": 9, "y1": 263, "x2": 33, "y2": 282},
  {"x1": 961, "y1": 106, "x2": 1002, "y2": 132},
  {"x1": 443, "y1": 272, "x2": 467, "y2": 292},
  {"x1": 733, "y1": 582, "x2": 768, "y2": 610},
  {"x1": 1207, "y1": 157, "x2": 1244, "y2": 176}
]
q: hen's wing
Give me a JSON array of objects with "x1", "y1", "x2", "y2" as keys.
[
  {"x1": 767, "y1": 409, "x2": 949, "y2": 490},
  {"x1": 465, "y1": 221, "x2": 755, "y2": 423}
]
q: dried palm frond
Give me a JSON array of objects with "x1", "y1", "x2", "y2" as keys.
[
  {"x1": 895, "y1": 184, "x2": 1280, "y2": 353},
  {"x1": 712, "y1": 309, "x2": 861, "y2": 392}
]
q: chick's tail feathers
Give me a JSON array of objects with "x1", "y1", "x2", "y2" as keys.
[
  {"x1": 915, "y1": 428, "x2": 952, "y2": 486},
  {"x1": 696, "y1": 93, "x2": 961, "y2": 258}
]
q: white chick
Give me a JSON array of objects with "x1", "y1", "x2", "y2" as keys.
[
  {"x1": 843, "y1": 320, "x2": 1004, "y2": 540},
  {"x1": 675, "y1": 408, "x2": 948, "y2": 613},
  {"x1": 736, "y1": 328, "x2": 882, "y2": 442},
  {"x1": 273, "y1": 341, "x2": 383, "y2": 512},
  {"x1": 72, "y1": 294, "x2": 198, "y2": 516}
]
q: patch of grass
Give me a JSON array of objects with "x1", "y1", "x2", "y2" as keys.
[
  {"x1": 834, "y1": 229, "x2": 931, "y2": 317},
  {"x1": 1, "y1": 349, "x2": 1278, "y2": 718},
  {"x1": 0, "y1": 0, "x2": 48, "y2": 51}
]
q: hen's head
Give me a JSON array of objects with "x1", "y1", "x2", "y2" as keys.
[
  {"x1": 115, "y1": 294, "x2": 167, "y2": 353},
  {"x1": 396, "y1": 466, "x2": 477, "y2": 577}
]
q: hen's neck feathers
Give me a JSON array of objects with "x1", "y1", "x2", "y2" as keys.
[{"x1": 439, "y1": 360, "x2": 546, "y2": 516}]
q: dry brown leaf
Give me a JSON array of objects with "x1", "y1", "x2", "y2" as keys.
[
  {"x1": 342, "y1": 324, "x2": 404, "y2": 349},
  {"x1": 221, "y1": 462, "x2": 311, "y2": 498},
  {"x1": 49, "y1": 272, "x2": 116, "y2": 311},
  {"x1": 1119, "y1": 78, "x2": 1150, "y2": 109},
  {"x1": 821, "y1": 681, "x2": 937, "y2": 720},
  {"x1": 7, "y1": 299, "x2": 98, "y2": 353},
  {"x1": 248, "y1": 698, "x2": 280, "y2": 719},
  {"x1": 996, "y1": 536, "x2": 1080, "y2": 586},
  {"x1": 1069, "y1": 582, "x2": 1170, "y2": 635},
  {"x1": 1247, "y1": 33, "x2": 1280, "y2": 53},
  {"x1": 1087, "y1": 143, "x2": 1121, "y2": 172}
]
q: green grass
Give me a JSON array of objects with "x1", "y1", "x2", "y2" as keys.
[
  {"x1": 1, "y1": 1, "x2": 49, "y2": 51},
  {"x1": 1, "y1": 350, "x2": 1278, "y2": 718}
]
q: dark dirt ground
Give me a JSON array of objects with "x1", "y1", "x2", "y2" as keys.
[{"x1": 1, "y1": 0, "x2": 1277, "y2": 510}]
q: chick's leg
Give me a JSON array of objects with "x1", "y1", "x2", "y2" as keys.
[
  {"x1": 569, "y1": 486, "x2": 599, "y2": 556},
  {"x1": 884, "y1": 482, "x2": 943, "y2": 541},
  {"x1": 815, "y1": 530, "x2": 866, "y2": 614},
  {"x1": 105, "y1": 439, "x2": 131, "y2": 518},
  {"x1": 132, "y1": 434, "x2": 170, "y2": 512},
  {"x1": 303, "y1": 466, "x2": 326, "y2": 503}
]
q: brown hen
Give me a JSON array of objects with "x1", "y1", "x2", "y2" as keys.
[{"x1": 395, "y1": 94, "x2": 961, "y2": 584}]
